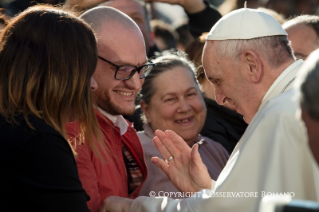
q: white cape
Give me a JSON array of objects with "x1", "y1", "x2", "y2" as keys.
[{"x1": 131, "y1": 60, "x2": 319, "y2": 212}]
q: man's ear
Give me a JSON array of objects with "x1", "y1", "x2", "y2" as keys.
[
  {"x1": 244, "y1": 51, "x2": 263, "y2": 83},
  {"x1": 140, "y1": 100, "x2": 151, "y2": 123}
]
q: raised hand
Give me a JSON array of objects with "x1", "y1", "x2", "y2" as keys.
[{"x1": 151, "y1": 130, "x2": 212, "y2": 193}]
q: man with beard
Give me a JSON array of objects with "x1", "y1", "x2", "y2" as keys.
[{"x1": 66, "y1": 6, "x2": 154, "y2": 212}]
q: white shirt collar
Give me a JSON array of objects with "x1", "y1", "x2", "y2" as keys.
[
  {"x1": 261, "y1": 59, "x2": 303, "y2": 106},
  {"x1": 97, "y1": 107, "x2": 128, "y2": 135}
]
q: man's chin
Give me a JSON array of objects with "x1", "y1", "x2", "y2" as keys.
[
  {"x1": 119, "y1": 108, "x2": 135, "y2": 116},
  {"x1": 95, "y1": 94, "x2": 136, "y2": 116},
  {"x1": 103, "y1": 105, "x2": 135, "y2": 116}
]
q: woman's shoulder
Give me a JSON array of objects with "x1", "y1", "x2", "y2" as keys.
[
  {"x1": 0, "y1": 114, "x2": 65, "y2": 146},
  {"x1": 198, "y1": 135, "x2": 229, "y2": 156}
]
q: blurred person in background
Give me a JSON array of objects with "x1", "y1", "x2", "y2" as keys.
[
  {"x1": 0, "y1": 5, "x2": 107, "y2": 211},
  {"x1": 174, "y1": 20, "x2": 194, "y2": 50},
  {"x1": 265, "y1": 0, "x2": 293, "y2": 18},
  {"x1": 137, "y1": 52, "x2": 229, "y2": 198},
  {"x1": 64, "y1": 0, "x2": 222, "y2": 55},
  {"x1": 257, "y1": 7, "x2": 284, "y2": 24},
  {"x1": 151, "y1": 19, "x2": 178, "y2": 51},
  {"x1": 1, "y1": 0, "x2": 64, "y2": 16},
  {"x1": 283, "y1": 15, "x2": 319, "y2": 60},
  {"x1": 0, "y1": 9, "x2": 8, "y2": 32},
  {"x1": 296, "y1": 49, "x2": 319, "y2": 166},
  {"x1": 99, "y1": 0, "x2": 159, "y2": 58},
  {"x1": 185, "y1": 33, "x2": 248, "y2": 154},
  {"x1": 147, "y1": 0, "x2": 222, "y2": 39},
  {"x1": 219, "y1": 0, "x2": 266, "y2": 16},
  {"x1": 294, "y1": 0, "x2": 318, "y2": 16}
]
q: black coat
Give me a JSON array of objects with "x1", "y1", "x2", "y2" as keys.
[
  {"x1": 200, "y1": 97, "x2": 248, "y2": 154},
  {"x1": 0, "y1": 114, "x2": 89, "y2": 212}
]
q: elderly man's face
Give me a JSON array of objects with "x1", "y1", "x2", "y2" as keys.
[
  {"x1": 93, "y1": 23, "x2": 147, "y2": 115},
  {"x1": 301, "y1": 106, "x2": 319, "y2": 165},
  {"x1": 285, "y1": 23, "x2": 319, "y2": 60},
  {"x1": 202, "y1": 41, "x2": 259, "y2": 124}
]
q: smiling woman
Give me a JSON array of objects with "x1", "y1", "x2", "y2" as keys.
[{"x1": 137, "y1": 52, "x2": 229, "y2": 198}]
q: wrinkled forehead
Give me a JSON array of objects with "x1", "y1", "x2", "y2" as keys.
[{"x1": 202, "y1": 41, "x2": 217, "y2": 67}]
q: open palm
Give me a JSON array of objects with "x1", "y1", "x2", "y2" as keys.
[{"x1": 151, "y1": 130, "x2": 212, "y2": 193}]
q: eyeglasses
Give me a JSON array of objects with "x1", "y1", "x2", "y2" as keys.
[{"x1": 98, "y1": 56, "x2": 155, "y2": 80}]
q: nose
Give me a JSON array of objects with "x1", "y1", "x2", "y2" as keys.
[
  {"x1": 124, "y1": 71, "x2": 143, "y2": 90},
  {"x1": 177, "y1": 98, "x2": 191, "y2": 113},
  {"x1": 214, "y1": 87, "x2": 227, "y2": 105},
  {"x1": 90, "y1": 77, "x2": 98, "y2": 91}
]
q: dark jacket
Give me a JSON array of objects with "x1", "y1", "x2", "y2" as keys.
[
  {"x1": 187, "y1": 1, "x2": 222, "y2": 38},
  {"x1": 0, "y1": 114, "x2": 89, "y2": 212},
  {"x1": 200, "y1": 97, "x2": 248, "y2": 154}
]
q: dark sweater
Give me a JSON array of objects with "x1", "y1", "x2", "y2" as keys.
[
  {"x1": 187, "y1": 1, "x2": 222, "y2": 38},
  {"x1": 200, "y1": 97, "x2": 248, "y2": 154},
  {"x1": 0, "y1": 114, "x2": 90, "y2": 212}
]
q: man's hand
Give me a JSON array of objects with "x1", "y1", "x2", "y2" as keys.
[
  {"x1": 99, "y1": 196, "x2": 133, "y2": 212},
  {"x1": 145, "y1": 0, "x2": 206, "y2": 14},
  {"x1": 151, "y1": 130, "x2": 212, "y2": 193}
]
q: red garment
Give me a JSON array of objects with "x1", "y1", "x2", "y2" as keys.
[{"x1": 66, "y1": 111, "x2": 147, "y2": 212}]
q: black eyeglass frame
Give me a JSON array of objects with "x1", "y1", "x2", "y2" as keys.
[{"x1": 98, "y1": 56, "x2": 155, "y2": 80}]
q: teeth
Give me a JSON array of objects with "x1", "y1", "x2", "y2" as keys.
[
  {"x1": 176, "y1": 118, "x2": 190, "y2": 123},
  {"x1": 116, "y1": 91, "x2": 132, "y2": 96}
]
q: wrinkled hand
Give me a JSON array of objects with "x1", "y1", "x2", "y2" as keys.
[
  {"x1": 151, "y1": 130, "x2": 211, "y2": 193},
  {"x1": 99, "y1": 196, "x2": 132, "y2": 212},
  {"x1": 145, "y1": 0, "x2": 206, "y2": 14}
]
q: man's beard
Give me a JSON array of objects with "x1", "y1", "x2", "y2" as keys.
[{"x1": 93, "y1": 89, "x2": 136, "y2": 116}]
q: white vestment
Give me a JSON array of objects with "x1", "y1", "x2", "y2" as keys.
[{"x1": 130, "y1": 60, "x2": 319, "y2": 212}]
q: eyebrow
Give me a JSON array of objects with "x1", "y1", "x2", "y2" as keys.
[
  {"x1": 207, "y1": 76, "x2": 223, "y2": 85},
  {"x1": 161, "y1": 87, "x2": 198, "y2": 98},
  {"x1": 294, "y1": 52, "x2": 306, "y2": 59}
]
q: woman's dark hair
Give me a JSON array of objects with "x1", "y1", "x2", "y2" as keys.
[{"x1": 0, "y1": 5, "x2": 106, "y2": 157}]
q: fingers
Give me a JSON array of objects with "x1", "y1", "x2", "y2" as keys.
[
  {"x1": 190, "y1": 144, "x2": 211, "y2": 190},
  {"x1": 152, "y1": 134, "x2": 172, "y2": 161},
  {"x1": 165, "y1": 130, "x2": 191, "y2": 153},
  {"x1": 154, "y1": 130, "x2": 181, "y2": 158},
  {"x1": 151, "y1": 156, "x2": 169, "y2": 176},
  {"x1": 190, "y1": 144, "x2": 203, "y2": 165}
]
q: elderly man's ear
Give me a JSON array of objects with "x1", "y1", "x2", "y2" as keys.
[{"x1": 243, "y1": 51, "x2": 263, "y2": 83}]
